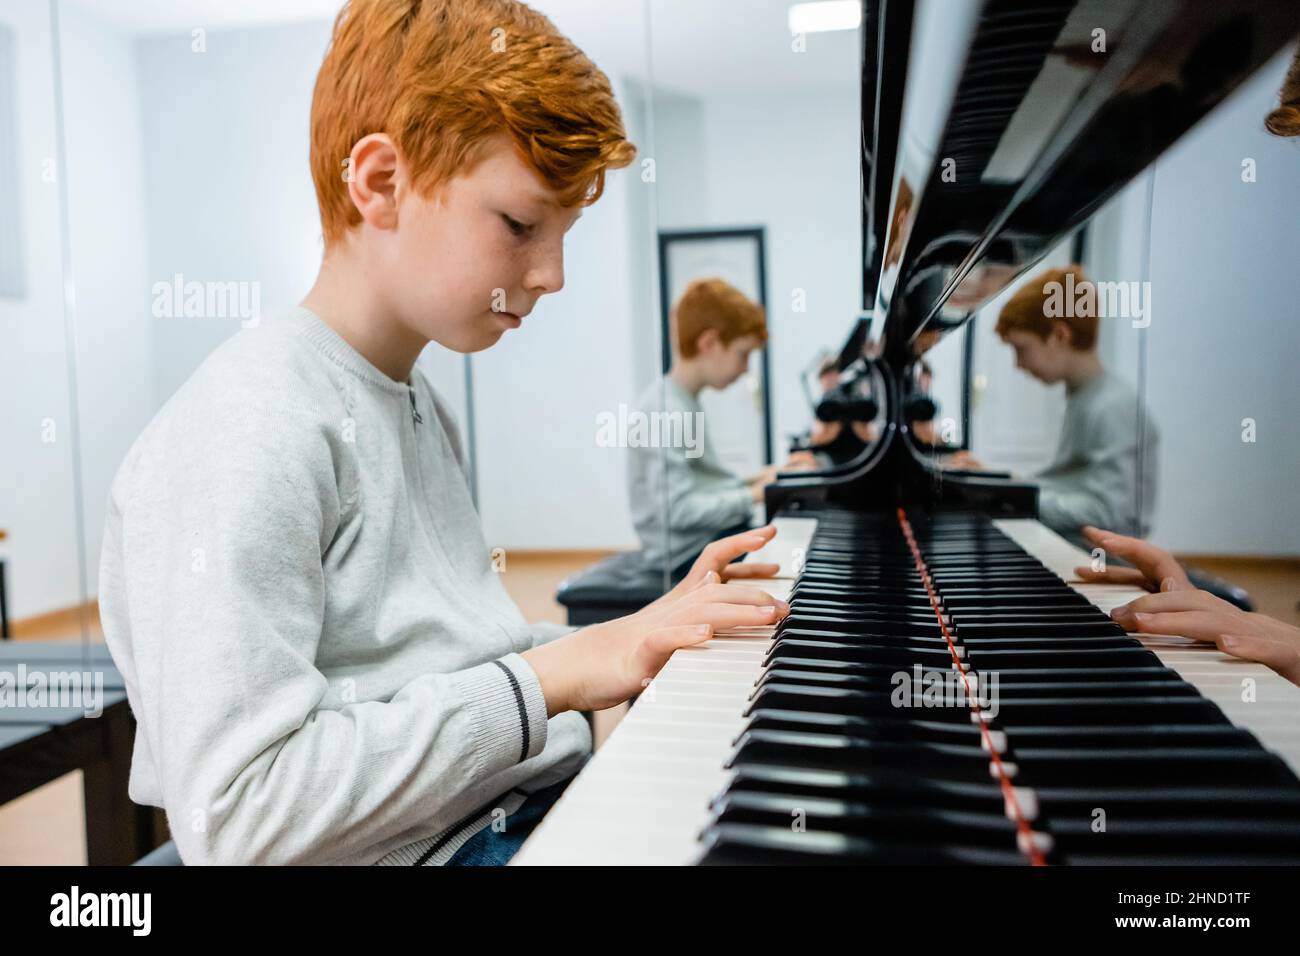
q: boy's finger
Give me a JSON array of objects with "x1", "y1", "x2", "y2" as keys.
[
  {"x1": 1124, "y1": 609, "x2": 1242, "y2": 642},
  {"x1": 1112, "y1": 590, "x2": 1229, "y2": 618},
  {"x1": 691, "y1": 570, "x2": 721, "y2": 590},
  {"x1": 673, "y1": 603, "x2": 784, "y2": 630},
  {"x1": 643, "y1": 624, "x2": 714, "y2": 658},
  {"x1": 691, "y1": 582, "x2": 786, "y2": 608},
  {"x1": 1086, "y1": 533, "x2": 1188, "y2": 588},
  {"x1": 721, "y1": 562, "x2": 781, "y2": 581},
  {"x1": 1217, "y1": 634, "x2": 1300, "y2": 685},
  {"x1": 1073, "y1": 565, "x2": 1150, "y2": 587},
  {"x1": 698, "y1": 527, "x2": 776, "y2": 567}
]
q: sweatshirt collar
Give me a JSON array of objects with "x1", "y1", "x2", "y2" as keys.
[{"x1": 289, "y1": 305, "x2": 413, "y2": 395}]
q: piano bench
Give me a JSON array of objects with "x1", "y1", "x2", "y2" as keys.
[
  {"x1": 1184, "y1": 565, "x2": 1254, "y2": 613},
  {"x1": 556, "y1": 551, "x2": 668, "y2": 626}
]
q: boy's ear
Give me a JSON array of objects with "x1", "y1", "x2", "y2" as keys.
[
  {"x1": 695, "y1": 327, "x2": 722, "y2": 354},
  {"x1": 1048, "y1": 320, "x2": 1073, "y2": 348},
  {"x1": 346, "y1": 133, "x2": 401, "y2": 232}
]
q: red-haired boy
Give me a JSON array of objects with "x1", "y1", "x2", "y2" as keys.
[{"x1": 99, "y1": 0, "x2": 787, "y2": 866}]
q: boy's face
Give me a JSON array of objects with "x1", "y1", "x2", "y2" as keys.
[
  {"x1": 379, "y1": 135, "x2": 583, "y2": 354},
  {"x1": 694, "y1": 331, "x2": 763, "y2": 390},
  {"x1": 1001, "y1": 324, "x2": 1072, "y2": 384}
]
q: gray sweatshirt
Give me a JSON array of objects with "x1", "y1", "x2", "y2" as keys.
[
  {"x1": 1036, "y1": 368, "x2": 1159, "y2": 544},
  {"x1": 627, "y1": 375, "x2": 755, "y2": 571},
  {"x1": 97, "y1": 306, "x2": 589, "y2": 866}
]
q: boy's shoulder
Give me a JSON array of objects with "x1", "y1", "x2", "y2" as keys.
[
  {"x1": 633, "y1": 374, "x2": 694, "y2": 414},
  {"x1": 112, "y1": 310, "x2": 341, "y2": 497}
]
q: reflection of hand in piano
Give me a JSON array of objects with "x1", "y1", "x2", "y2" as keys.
[{"x1": 941, "y1": 450, "x2": 986, "y2": 471}]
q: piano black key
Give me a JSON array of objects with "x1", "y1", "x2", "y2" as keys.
[
  {"x1": 707, "y1": 791, "x2": 1021, "y2": 848},
  {"x1": 697, "y1": 824, "x2": 1031, "y2": 866},
  {"x1": 695, "y1": 506, "x2": 1300, "y2": 866},
  {"x1": 727, "y1": 729, "x2": 1004, "y2": 777},
  {"x1": 743, "y1": 708, "x2": 986, "y2": 744}
]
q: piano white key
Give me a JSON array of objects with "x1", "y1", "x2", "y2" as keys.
[{"x1": 511, "y1": 517, "x2": 819, "y2": 866}]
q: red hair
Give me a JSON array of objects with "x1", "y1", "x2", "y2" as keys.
[
  {"x1": 995, "y1": 265, "x2": 1099, "y2": 350},
  {"x1": 1265, "y1": 47, "x2": 1300, "y2": 138},
  {"x1": 673, "y1": 278, "x2": 767, "y2": 358},
  {"x1": 310, "y1": 0, "x2": 636, "y2": 246}
]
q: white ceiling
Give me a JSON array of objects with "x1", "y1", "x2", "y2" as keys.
[{"x1": 70, "y1": 0, "x2": 860, "y2": 94}]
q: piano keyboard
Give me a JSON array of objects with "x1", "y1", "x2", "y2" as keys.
[{"x1": 512, "y1": 512, "x2": 1300, "y2": 865}]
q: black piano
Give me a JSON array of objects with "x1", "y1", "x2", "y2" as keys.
[{"x1": 517, "y1": 0, "x2": 1300, "y2": 867}]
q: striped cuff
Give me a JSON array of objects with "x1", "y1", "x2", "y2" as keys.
[{"x1": 453, "y1": 653, "x2": 549, "y2": 772}]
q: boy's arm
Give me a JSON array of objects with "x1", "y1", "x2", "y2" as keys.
[
  {"x1": 1037, "y1": 413, "x2": 1141, "y2": 533},
  {"x1": 107, "y1": 406, "x2": 549, "y2": 866},
  {"x1": 638, "y1": 442, "x2": 754, "y2": 533},
  {"x1": 528, "y1": 621, "x2": 577, "y2": 647}
]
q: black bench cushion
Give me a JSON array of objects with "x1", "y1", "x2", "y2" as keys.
[{"x1": 556, "y1": 551, "x2": 667, "y2": 609}]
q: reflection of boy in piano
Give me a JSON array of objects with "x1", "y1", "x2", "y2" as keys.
[
  {"x1": 806, "y1": 356, "x2": 879, "y2": 466},
  {"x1": 97, "y1": 0, "x2": 792, "y2": 866},
  {"x1": 628, "y1": 278, "x2": 814, "y2": 575},
  {"x1": 947, "y1": 265, "x2": 1157, "y2": 547},
  {"x1": 1067, "y1": 72, "x2": 1300, "y2": 687}
]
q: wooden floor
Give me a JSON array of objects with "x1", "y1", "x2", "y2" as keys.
[
  {"x1": 1178, "y1": 555, "x2": 1300, "y2": 627},
  {"x1": 2, "y1": 550, "x2": 1295, "y2": 865}
]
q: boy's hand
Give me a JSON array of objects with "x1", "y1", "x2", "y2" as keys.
[
  {"x1": 942, "y1": 450, "x2": 985, "y2": 471},
  {"x1": 671, "y1": 525, "x2": 782, "y2": 596},
  {"x1": 1109, "y1": 589, "x2": 1300, "y2": 687},
  {"x1": 782, "y1": 451, "x2": 818, "y2": 471},
  {"x1": 1111, "y1": 588, "x2": 1264, "y2": 641},
  {"x1": 521, "y1": 572, "x2": 789, "y2": 714},
  {"x1": 1073, "y1": 526, "x2": 1192, "y2": 592}
]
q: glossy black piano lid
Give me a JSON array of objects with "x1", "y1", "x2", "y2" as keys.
[{"x1": 856, "y1": 0, "x2": 1300, "y2": 369}]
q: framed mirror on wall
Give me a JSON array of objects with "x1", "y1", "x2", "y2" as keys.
[{"x1": 658, "y1": 227, "x2": 772, "y2": 473}]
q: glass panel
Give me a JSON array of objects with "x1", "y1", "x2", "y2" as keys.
[
  {"x1": 644, "y1": 0, "x2": 862, "y2": 579},
  {"x1": 949, "y1": 228, "x2": 1147, "y2": 550},
  {"x1": 0, "y1": 0, "x2": 89, "y2": 650},
  {"x1": 1135, "y1": 44, "x2": 1300, "y2": 616}
]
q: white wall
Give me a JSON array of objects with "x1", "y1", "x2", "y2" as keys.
[
  {"x1": 1117, "y1": 46, "x2": 1300, "y2": 555},
  {"x1": 134, "y1": 20, "x2": 330, "y2": 406}
]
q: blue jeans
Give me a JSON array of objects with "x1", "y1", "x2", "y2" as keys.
[{"x1": 445, "y1": 776, "x2": 575, "y2": 866}]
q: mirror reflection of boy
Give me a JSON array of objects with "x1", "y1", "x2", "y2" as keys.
[
  {"x1": 1081, "y1": 56, "x2": 1300, "y2": 686},
  {"x1": 629, "y1": 278, "x2": 813, "y2": 575},
  {"x1": 948, "y1": 265, "x2": 1158, "y2": 546}
]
